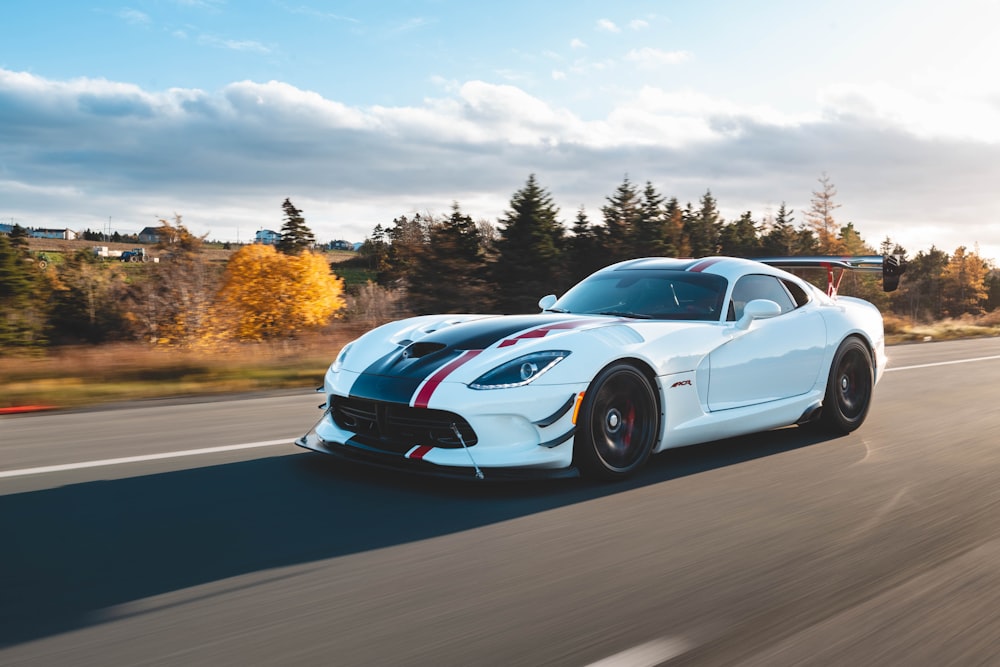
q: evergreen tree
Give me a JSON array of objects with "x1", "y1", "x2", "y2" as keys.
[
  {"x1": 684, "y1": 190, "x2": 722, "y2": 257},
  {"x1": 631, "y1": 181, "x2": 668, "y2": 257},
  {"x1": 491, "y1": 174, "x2": 566, "y2": 313},
  {"x1": 567, "y1": 206, "x2": 605, "y2": 284},
  {"x1": 380, "y1": 213, "x2": 428, "y2": 285},
  {"x1": 275, "y1": 198, "x2": 316, "y2": 255},
  {"x1": 897, "y1": 246, "x2": 949, "y2": 321},
  {"x1": 719, "y1": 211, "x2": 760, "y2": 257},
  {"x1": 662, "y1": 197, "x2": 689, "y2": 257},
  {"x1": 601, "y1": 176, "x2": 641, "y2": 262},
  {"x1": 760, "y1": 203, "x2": 797, "y2": 256},
  {"x1": 408, "y1": 203, "x2": 490, "y2": 313}
]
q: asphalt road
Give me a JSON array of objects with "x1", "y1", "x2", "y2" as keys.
[{"x1": 2, "y1": 337, "x2": 1000, "y2": 666}]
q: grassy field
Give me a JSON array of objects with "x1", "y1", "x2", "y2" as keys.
[{"x1": 0, "y1": 328, "x2": 366, "y2": 410}]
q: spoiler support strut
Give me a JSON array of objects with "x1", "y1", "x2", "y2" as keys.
[{"x1": 756, "y1": 255, "x2": 906, "y2": 296}]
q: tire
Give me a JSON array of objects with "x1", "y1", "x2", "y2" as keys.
[
  {"x1": 820, "y1": 337, "x2": 873, "y2": 434},
  {"x1": 575, "y1": 363, "x2": 659, "y2": 480}
]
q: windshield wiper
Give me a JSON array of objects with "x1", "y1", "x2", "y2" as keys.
[{"x1": 595, "y1": 310, "x2": 652, "y2": 319}]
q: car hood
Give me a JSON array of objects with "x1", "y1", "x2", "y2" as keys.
[{"x1": 342, "y1": 313, "x2": 714, "y2": 404}]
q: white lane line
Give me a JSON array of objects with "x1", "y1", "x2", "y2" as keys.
[
  {"x1": 887, "y1": 354, "x2": 1000, "y2": 372},
  {"x1": 585, "y1": 637, "x2": 691, "y2": 667},
  {"x1": 0, "y1": 439, "x2": 293, "y2": 480}
]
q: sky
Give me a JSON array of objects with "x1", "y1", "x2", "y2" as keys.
[{"x1": 2, "y1": 0, "x2": 1000, "y2": 261}]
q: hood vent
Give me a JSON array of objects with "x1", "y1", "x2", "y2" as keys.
[{"x1": 403, "y1": 342, "x2": 447, "y2": 359}]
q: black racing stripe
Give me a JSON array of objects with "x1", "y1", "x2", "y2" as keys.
[
  {"x1": 349, "y1": 315, "x2": 584, "y2": 404},
  {"x1": 424, "y1": 315, "x2": 575, "y2": 350}
]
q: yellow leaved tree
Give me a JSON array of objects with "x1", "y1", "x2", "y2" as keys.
[{"x1": 215, "y1": 244, "x2": 345, "y2": 341}]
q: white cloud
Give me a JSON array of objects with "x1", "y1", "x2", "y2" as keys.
[
  {"x1": 596, "y1": 19, "x2": 620, "y2": 33},
  {"x1": 629, "y1": 19, "x2": 649, "y2": 30},
  {"x1": 819, "y1": 82, "x2": 1000, "y2": 144},
  {"x1": 2, "y1": 67, "x2": 1000, "y2": 260},
  {"x1": 624, "y1": 47, "x2": 692, "y2": 68},
  {"x1": 118, "y1": 8, "x2": 151, "y2": 25},
  {"x1": 552, "y1": 70, "x2": 566, "y2": 81},
  {"x1": 570, "y1": 38, "x2": 587, "y2": 49},
  {"x1": 197, "y1": 35, "x2": 272, "y2": 54}
]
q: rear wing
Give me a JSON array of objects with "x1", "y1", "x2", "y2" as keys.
[{"x1": 757, "y1": 255, "x2": 906, "y2": 297}]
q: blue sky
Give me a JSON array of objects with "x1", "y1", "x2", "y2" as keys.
[{"x1": 2, "y1": 0, "x2": 1000, "y2": 260}]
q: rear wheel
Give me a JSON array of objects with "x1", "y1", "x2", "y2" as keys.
[
  {"x1": 575, "y1": 363, "x2": 659, "y2": 480},
  {"x1": 820, "y1": 337, "x2": 873, "y2": 433}
]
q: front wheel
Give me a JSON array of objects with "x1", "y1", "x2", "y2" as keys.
[
  {"x1": 820, "y1": 338, "x2": 873, "y2": 433},
  {"x1": 575, "y1": 363, "x2": 659, "y2": 480}
]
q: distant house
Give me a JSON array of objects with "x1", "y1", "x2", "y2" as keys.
[
  {"x1": 256, "y1": 229, "x2": 281, "y2": 245},
  {"x1": 138, "y1": 226, "x2": 162, "y2": 244},
  {"x1": 328, "y1": 240, "x2": 352, "y2": 251},
  {"x1": 31, "y1": 228, "x2": 77, "y2": 240},
  {"x1": 0, "y1": 223, "x2": 12, "y2": 236}
]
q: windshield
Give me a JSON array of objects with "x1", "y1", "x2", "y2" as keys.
[{"x1": 552, "y1": 270, "x2": 728, "y2": 321}]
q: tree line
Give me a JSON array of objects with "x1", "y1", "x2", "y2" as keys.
[
  {"x1": 2, "y1": 177, "x2": 997, "y2": 353},
  {"x1": 356, "y1": 174, "x2": 999, "y2": 319},
  {"x1": 0, "y1": 201, "x2": 341, "y2": 351}
]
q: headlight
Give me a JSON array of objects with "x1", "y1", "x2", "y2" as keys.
[
  {"x1": 329, "y1": 342, "x2": 355, "y2": 373},
  {"x1": 469, "y1": 351, "x2": 570, "y2": 390}
]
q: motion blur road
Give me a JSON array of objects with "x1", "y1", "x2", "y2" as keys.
[{"x1": 2, "y1": 338, "x2": 1000, "y2": 666}]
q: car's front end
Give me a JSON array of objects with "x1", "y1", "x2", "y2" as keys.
[{"x1": 296, "y1": 314, "x2": 624, "y2": 480}]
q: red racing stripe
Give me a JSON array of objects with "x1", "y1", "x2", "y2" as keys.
[
  {"x1": 688, "y1": 257, "x2": 725, "y2": 272},
  {"x1": 406, "y1": 445, "x2": 433, "y2": 460},
  {"x1": 412, "y1": 349, "x2": 482, "y2": 408},
  {"x1": 498, "y1": 318, "x2": 605, "y2": 348}
]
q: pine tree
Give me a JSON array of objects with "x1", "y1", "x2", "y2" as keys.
[
  {"x1": 631, "y1": 181, "x2": 668, "y2": 257},
  {"x1": 567, "y1": 206, "x2": 604, "y2": 284},
  {"x1": 662, "y1": 197, "x2": 689, "y2": 257},
  {"x1": 380, "y1": 213, "x2": 428, "y2": 285},
  {"x1": 408, "y1": 203, "x2": 490, "y2": 313},
  {"x1": 719, "y1": 211, "x2": 760, "y2": 257},
  {"x1": 684, "y1": 190, "x2": 722, "y2": 257},
  {"x1": 275, "y1": 198, "x2": 316, "y2": 255},
  {"x1": 897, "y1": 247, "x2": 949, "y2": 321},
  {"x1": 760, "y1": 203, "x2": 797, "y2": 255},
  {"x1": 491, "y1": 174, "x2": 566, "y2": 313},
  {"x1": 601, "y1": 176, "x2": 641, "y2": 262}
]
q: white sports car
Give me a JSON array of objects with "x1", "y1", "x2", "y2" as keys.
[{"x1": 297, "y1": 255, "x2": 904, "y2": 481}]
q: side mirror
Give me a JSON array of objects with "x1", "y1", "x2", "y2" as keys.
[
  {"x1": 538, "y1": 294, "x2": 557, "y2": 311},
  {"x1": 736, "y1": 299, "x2": 781, "y2": 330}
]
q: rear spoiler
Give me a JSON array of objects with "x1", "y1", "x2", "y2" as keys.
[{"x1": 757, "y1": 255, "x2": 906, "y2": 296}]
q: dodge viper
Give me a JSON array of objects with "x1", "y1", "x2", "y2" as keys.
[{"x1": 297, "y1": 255, "x2": 904, "y2": 481}]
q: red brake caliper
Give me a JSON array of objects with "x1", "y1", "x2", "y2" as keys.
[{"x1": 622, "y1": 404, "x2": 635, "y2": 448}]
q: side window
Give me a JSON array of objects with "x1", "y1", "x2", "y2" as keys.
[
  {"x1": 727, "y1": 274, "x2": 796, "y2": 321},
  {"x1": 781, "y1": 279, "x2": 810, "y2": 308}
]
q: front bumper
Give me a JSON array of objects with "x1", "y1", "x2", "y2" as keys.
[{"x1": 295, "y1": 429, "x2": 580, "y2": 481}]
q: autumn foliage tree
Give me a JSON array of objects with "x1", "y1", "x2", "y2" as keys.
[
  {"x1": 216, "y1": 244, "x2": 344, "y2": 341},
  {"x1": 941, "y1": 246, "x2": 989, "y2": 316}
]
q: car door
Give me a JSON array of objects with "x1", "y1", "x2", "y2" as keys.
[{"x1": 707, "y1": 274, "x2": 826, "y2": 411}]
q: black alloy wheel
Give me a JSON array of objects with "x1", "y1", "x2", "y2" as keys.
[
  {"x1": 821, "y1": 337, "x2": 873, "y2": 433},
  {"x1": 576, "y1": 362, "x2": 659, "y2": 480}
]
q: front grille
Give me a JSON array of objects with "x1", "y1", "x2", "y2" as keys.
[{"x1": 330, "y1": 396, "x2": 478, "y2": 451}]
